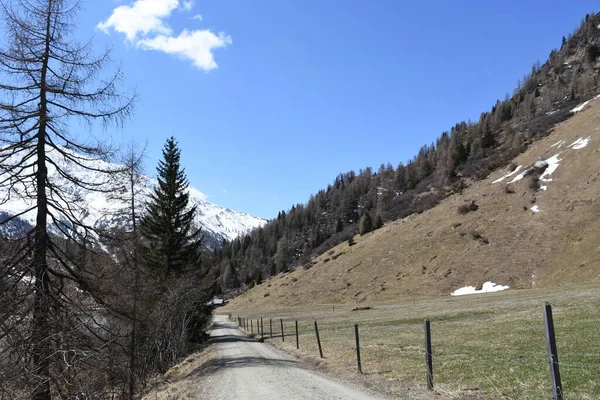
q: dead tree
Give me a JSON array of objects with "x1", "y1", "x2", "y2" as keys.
[{"x1": 0, "y1": 0, "x2": 134, "y2": 399}]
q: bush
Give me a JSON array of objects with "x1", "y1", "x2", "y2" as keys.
[
  {"x1": 458, "y1": 200, "x2": 479, "y2": 215},
  {"x1": 529, "y1": 176, "x2": 541, "y2": 191},
  {"x1": 587, "y1": 43, "x2": 600, "y2": 61},
  {"x1": 347, "y1": 237, "x2": 356, "y2": 246},
  {"x1": 374, "y1": 214, "x2": 384, "y2": 230},
  {"x1": 524, "y1": 161, "x2": 548, "y2": 177},
  {"x1": 358, "y1": 212, "x2": 373, "y2": 235}
]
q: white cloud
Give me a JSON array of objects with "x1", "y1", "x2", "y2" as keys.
[
  {"x1": 99, "y1": 0, "x2": 232, "y2": 71},
  {"x1": 189, "y1": 187, "x2": 208, "y2": 201},
  {"x1": 98, "y1": 0, "x2": 179, "y2": 41},
  {"x1": 137, "y1": 29, "x2": 231, "y2": 71},
  {"x1": 182, "y1": 0, "x2": 195, "y2": 11}
]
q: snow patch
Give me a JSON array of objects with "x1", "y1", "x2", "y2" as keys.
[
  {"x1": 506, "y1": 154, "x2": 561, "y2": 184},
  {"x1": 550, "y1": 140, "x2": 565, "y2": 148},
  {"x1": 538, "y1": 154, "x2": 561, "y2": 182},
  {"x1": 508, "y1": 169, "x2": 528, "y2": 184},
  {"x1": 571, "y1": 100, "x2": 592, "y2": 113},
  {"x1": 451, "y1": 282, "x2": 509, "y2": 296},
  {"x1": 568, "y1": 137, "x2": 591, "y2": 150},
  {"x1": 539, "y1": 185, "x2": 547, "y2": 191},
  {"x1": 571, "y1": 94, "x2": 600, "y2": 113},
  {"x1": 531, "y1": 205, "x2": 540, "y2": 213},
  {"x1": 493, "y1": 165, "x2": 522, "y2": 184}
]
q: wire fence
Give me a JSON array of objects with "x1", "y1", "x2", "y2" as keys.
[{"x1": 231, "y1": 303, "x2": 600, "y2": 399}]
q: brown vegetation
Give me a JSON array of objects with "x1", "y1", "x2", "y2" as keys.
[{"x1": 225, "y1": 99, "x2": 600, "y2": 309}]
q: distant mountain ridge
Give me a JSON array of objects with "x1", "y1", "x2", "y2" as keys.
[{"x1": 0, "y1": 147, "x2": 266, "y2": 248}]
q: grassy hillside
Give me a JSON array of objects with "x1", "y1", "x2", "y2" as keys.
[{"x1": 226, "y1": 98, "x2": 600, "y2": 309}]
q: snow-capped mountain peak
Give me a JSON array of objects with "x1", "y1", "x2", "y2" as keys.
[{"x1": 0, "y1": 147, "x2": 266, "y2": 247}]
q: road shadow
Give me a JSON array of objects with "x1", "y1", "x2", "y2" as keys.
[
  {"x1": 209, "y1": 334, "x2": 256, "y2": 344},
  {"x1": 187, "y1": 355, "x2": 300, "y2": 378}
]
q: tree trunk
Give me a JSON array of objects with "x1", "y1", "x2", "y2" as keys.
[{"x1": 31, "y1": 3, "x2": 52, "y2": 398}]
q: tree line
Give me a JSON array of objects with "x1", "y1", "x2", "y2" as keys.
[{"x1": 213, "y1": 12, "x2": 600, "y2": 293}]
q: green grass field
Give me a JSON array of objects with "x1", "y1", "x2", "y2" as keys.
[{"x1": 223, "y1": 283, "x2": 600, "y2": 399}]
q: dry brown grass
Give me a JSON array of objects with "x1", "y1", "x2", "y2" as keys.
[
  {"x1": 141, "y1": 345, "x2": 219, "y2": 400},
  {"x1": 225, "y1": 282, "x2": 600, "y2": 399},
  {"x1": 226, "y1": 98, "x2": 600, "y2": 310}
]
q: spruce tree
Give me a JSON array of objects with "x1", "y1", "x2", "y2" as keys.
[
  {"x1": 141, "y1": 137, "x2": 202, "y2": 276},
  {"x1": 358, "y1": 212, "x2": 373, "y2": 235},
  {"x1": 374, "y1": 214, "x2": 384, "y2": 230}
]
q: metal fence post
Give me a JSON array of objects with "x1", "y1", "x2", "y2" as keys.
[
  {"x1": 424, "y1": 319, "x2": 433, "y2": 390},
  {"x1": 355, "y1": 324, "x2": 362, "y2": 373},
  {"x1": 314, "y1": 321, "x2": 323, "y2": 358},
  {"x1": 544, "y1": 303, "x2": 563, "y2": 400}
]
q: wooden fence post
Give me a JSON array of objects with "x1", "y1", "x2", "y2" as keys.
[
  {"x1": 295, "y1": 321, "x2": 299, "y2": 349},
  {"x1": 270, "y1": 318, "x2": 273, "y2": 338},
  {"x1": 544, "y1": 303, "x2": 563, "y2": 400},
  {"x1": 355, "y1": 324, "x2": 362, "y2": 373},
  {"x1": 261, "y1": 318, "x2": 264, "y2": 337},
  {"x1": 280, "y1": 318, "x2": 285, "y2": 342},
  {"x1": 314, "y1": 321, "x2": 324, "y2": 358},
  {"x1": 424, "y1": 319, "x2": 433, "y2": 390},
  {"x1": 251, "y1": 319, "x2": 253, "y2": 334}
]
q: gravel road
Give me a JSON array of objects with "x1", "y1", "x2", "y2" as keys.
[{"x1": 195, "y1": 315, "x2": 385, "y2": 400}]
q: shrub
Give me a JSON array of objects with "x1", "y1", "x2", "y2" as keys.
[
  {"x1": 529, "y1": 176, "x2": 541, "y2": 191},
  {"x1": 458, "y1": 200, "x2": 479, "y2": 215},
  {"x1": 524, "y1": 161, "x2": 548, "y2": 177},
  {"x1": 587, "y1": 43, "x2": 600, "y2": 61},
  {"x1": 347, "y1": 237, "x2": 356, "y2": 246},
  {"x1": 374, "y1": 214, "x2": 384, "y2": 230},
  {"x1": 358, "y1": 212, "x2": 373, "y2": 235}
]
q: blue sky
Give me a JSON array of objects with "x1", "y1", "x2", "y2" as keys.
[{"x1": 80, "y1": 0, "x2": 597, "y2": 219}]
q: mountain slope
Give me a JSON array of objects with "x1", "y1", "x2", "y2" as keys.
[
  {"x1": 0, "y1": 149, "x2": 266, "y2": 247},
  {"x1": 226, "y1": 97, "x2": 600, "y2": 308},
  {"x1": 214, "y1": 13, "x2": 600, "y2": 291}
]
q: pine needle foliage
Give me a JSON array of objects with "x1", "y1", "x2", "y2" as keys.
[{"x1": 141, "y1": 137, "x2": 202, "y2": 276}]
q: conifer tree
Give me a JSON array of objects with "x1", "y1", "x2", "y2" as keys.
[
  {"x1": 141, "y1": 137, "x2": 202, "y2": 276},
  {"x1": 358, "y1": 212, "x2": 373, "y2": 235},
  {"x1": 374, "y1": 214, "x2": 384, "y2": 230}
]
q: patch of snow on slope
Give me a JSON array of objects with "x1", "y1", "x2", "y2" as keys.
[
  {"x1": 493, "y1": 165, "x2": 522, "y2": 184},
  {"x1": 550, "y1": 140, "x2": 565, "y2": 148},
  {"x1": 451, "y1": 282, "x2": 509, "y2": 296},
  {"x1": 568, "y1": 137, "x2": 591, "y2": 150},
  {"x1": 571, "y1": 94, "x2": 600, "y2": 113},
  {"x1": 539, "y1": 185, "x2": 547, "y2": 191},
  {"x1": 538, "y1": 154, "x2": 561, "y2": 182},
  {"x1": 531, "y1": 205, "x2": 540, "y2": 213},
  {"x1": 508, "y1": 169, "x2": 528, "y2": 184},
  {"x1": 571, "y1": 100, "x2": 592, "y2": 113}
]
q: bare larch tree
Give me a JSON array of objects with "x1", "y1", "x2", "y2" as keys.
[{"x1": 0, "y1": 0, "x2": 134, "y2": 398}]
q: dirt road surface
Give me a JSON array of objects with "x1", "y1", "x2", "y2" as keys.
[{"x1": 195, "y1": 315, "x2": 385, "y2": 400}]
